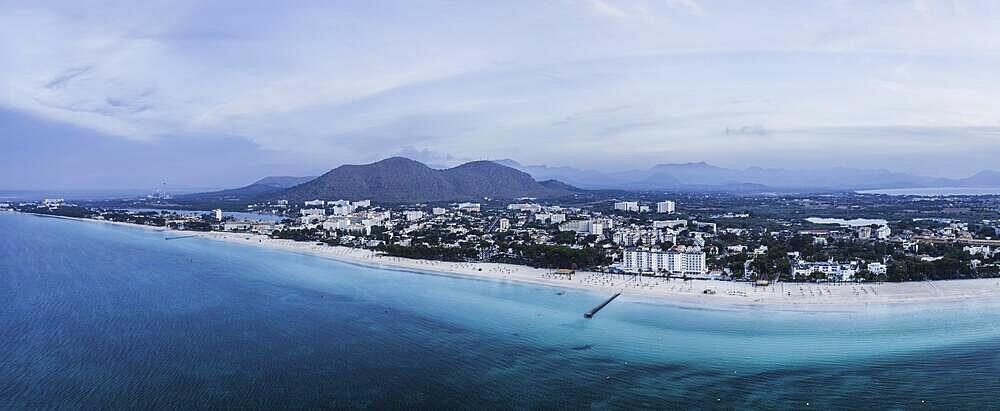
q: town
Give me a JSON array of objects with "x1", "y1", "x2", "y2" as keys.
[{"x1": 9, "y1": 191, "x2": 1000, "y2": 284}]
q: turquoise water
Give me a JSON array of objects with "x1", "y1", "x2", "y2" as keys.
[{"x1": 2, "y1": 212, "x2": 1000, "y2": 409}]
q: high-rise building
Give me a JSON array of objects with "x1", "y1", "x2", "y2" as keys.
[
  {"x1": 620, "y1": 249, "x2": 707, "y2": 275},
  {"x1": 656, "y1": 200, "x2": 676, "y2": 213},
  {"x1": 613, "y1": 201, "x2": 640, "y2": 212}
]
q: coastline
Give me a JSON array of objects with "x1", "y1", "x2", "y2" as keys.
[{"x1": 24, "y1": 212, "x2": 1000, "y2": 311}]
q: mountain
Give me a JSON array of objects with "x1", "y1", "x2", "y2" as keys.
[
  {"x1": 251, "y1": 176, "x2": 317, "y2": 188},
  {"x1": 181, "y1": 175, "x2": 317, "y2": 200},
  {"x1": 272, "y1": 157, "x2": 577, "y2": 203},
  {"x1": 499, "y1": 160, "x2": 999, "y2": 192},
  {"x1": 956, "y1": 170, "x2": 1000, "y2": 187}
]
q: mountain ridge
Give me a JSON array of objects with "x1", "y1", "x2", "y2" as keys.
[
  {"x1": 271, "y1": 157, "x2": 578, "y2": 203},
  {"x1": 497, "y1": 159, "x2": 1000, "y2": 191}
]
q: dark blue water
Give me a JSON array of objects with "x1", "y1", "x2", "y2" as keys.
[{"x1": 2, "y1": 212, "x2": 1000, "y2": 409}]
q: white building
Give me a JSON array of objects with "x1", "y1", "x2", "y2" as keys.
[
  {"x1": 432, "y1": 207, "x2": 447, "y2": 215},
  {"x1": 301, "y1": 208, "x2": 325, "y2": 216},
  {"x1": 867, "y1": 262, "x2": 888, "y2": 276},
  {"x1": 300, "y1": 214, "x2": 325, "y2": 225},
  {"x1": 212, "y1": 209, "x2": 223, "y2": 221},
  {"x1": 498, "y1": 218, "x2": 510, "y2": 231},
  {"x1": 535, "y1": 213, "x2": 566, "y2": 224},
  {"x1": 404, "y1": 210, "x2": 425, "y2": 222},
  {"x1": 656, "y1": 200, "x2": 676, "y2": 213},
  {"x1": 613, "y1": 230, "x2": 641, "y2": 247},
  {"x1": 322, "y1": 217, "x2": 352, "y2": 231},
  {"x1": 456, "y1": 202, "x2": 481, "y2": 212},
  {"x1": 791, "y1": 260, "x2": 858, "y2": 281},
  {"x1": 613, "y1": 201, "x2": 640, "y2": 212},
  {"x1": 856, "y1": 226, "x2": 873, "y2": 239},
  {"x1": 507, "y1": 203, "x2": 542, "y2": 213},
  {"x1": 875, "y1": 225, "x2": 891, "y2": 240},
  {"x1": 352, "y1": 200, "x2": 371, "y2": 208},
  {"x1": 331, "y1": 205, "x2": 355, "y2": 216},
  {"x1": 621, "y1": 249, "x2": 707, "y2": 275},
  {"x1": 653, "y1": 220, "x2": 687, "y2": 229},
  {"x1": 590, "y1": 222, "x2": 604, "y2": 236},
  {"x1": 964, "y1": 245, "x2": 994, "y2": 257},
  {"x1": 304, "y1": 199, "x2": 325, "y2": 207},
  {"x1": 222, "y1": 222, "x2": 252, "y2": 231}
]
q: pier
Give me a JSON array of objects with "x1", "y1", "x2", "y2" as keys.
[
  {"x1": 164, "y1": 235, "x2": 198, "y2": 240},
  {"x1": 584, "y1": 292, "x2": 621, "y2": 319}
]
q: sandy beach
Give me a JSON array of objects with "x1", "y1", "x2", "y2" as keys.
[{"x1": 38, "y1": 213, "x2": 1000, "y2": 310}]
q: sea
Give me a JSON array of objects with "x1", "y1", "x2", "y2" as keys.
[
  {"x1": 859, "y1": 187, "x2": 1000, "y2": 196},
  {"x1": 3, "y1": 211, "x2": 1000, "y2": 409}
]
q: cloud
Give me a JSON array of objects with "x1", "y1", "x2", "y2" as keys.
[
  {"x1": 393, "y1": 146, "x2": 470, "y2": 168},
  {"x1": 2, "y1": 1, "x2": 1000, "y2": 182},
  {"x1": 588, "y1": 0, "x2": 629, "y2": 19}
]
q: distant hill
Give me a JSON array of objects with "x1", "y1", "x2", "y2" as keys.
[
  {"x1": 499, "y1": 159, "x2": 999, "y2": 192},
  {"x1": 251, "y1": 176, "x2": 317, "y2": 188},
  {"x1": 181, "y1": 175, "x2": 316, "y2": 200},
  {"x1": 272, "y1": 157, "x2": 577, "y2": 203},
  {"x1": 956, "y1": 170, "x2": 1000, "y2": 187}
]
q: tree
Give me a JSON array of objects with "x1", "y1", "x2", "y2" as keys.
[{"x1": 808, "y1": 270, "x2": 827, "y2": 282}]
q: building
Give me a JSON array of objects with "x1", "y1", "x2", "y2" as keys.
[
  {"x1": 653, "y1": 220, "x2": 687, "y2": 229},
  {"x1": 875, "y1": 225, "x2": 891, "y2": 240},
  {"x1": 222, "y1": 222, "x2": 252, "y2": 231},
  {"x1": 498, "y1": 218, "x2": 510, "y2": 231},
  {"x1": 559, "y1": 219, "x2": 608, "y2": 236},
  {"x1": 352, "y1": 200, "x2": 371, "y2": 208},
  {"x1": 403, "y1": 210, "x2": 425, "y2": 221},
  {"x1": 856, "y1": 226, "x2": 873, "y2": 239},
  {"x1": 691, "y1": 221, "x2": 717, "y2": 233},
  {"x1": 656, "y1": 200, "x2": 676, "y2": 213},
  {"x1": 964, "y1": 245, "x2": 994, "y2": 257},
  {"x1": 304, "y1": 199, "x2": 325, "y2": 207},
  {"x1": 867, "y1": 262, "x2": 887, "y2": 276},
  {"x1": 535, "y1": 213, "x2": 566, "y2": 224},
  {"x1": 507, "y1": 203, "x2": 542, "y2": 213},
  {"x1": 212, "y1": 209, "x2": 223, "y2": 221},
  {"x1": 790, "y1": 260, "x2": 858, "y2": 281},
  {"x1": 331, "y1": 205, "x2": 355, "y2": 216},
  {"x1": 613, "y1": 230, "x2": 641, "y2": 246},
  {"x1": 590, "y1": 222, "x2": 603, "y2": 236},
  {"x1": 432, "y1": 207, "x2": 447, "y2": 215},
  {"x1": 621, "y1": 249, "x2": 707, "y2": 276},
  {"x1": 301, "y1": 208, "x2": 325, "y2": 216},
  {"x1": 456, "y1": 202, "x2": 481, "y2": 212},
  {"x1": 613, "y1": 201, "x2": 640, "y2": 212},
  {"x1": 322, "y1": 217, "x2": 352, "y2": 231},
  {"x1": 300, "y1": 214, "x2": 325, "y2": 225}
]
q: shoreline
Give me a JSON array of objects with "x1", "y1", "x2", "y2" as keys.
[{"x1": 22, "y1": 212, "x2": 1000, "y2": 311}]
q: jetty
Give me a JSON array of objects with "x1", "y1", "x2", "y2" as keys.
[
  {"x1": 164, "y1": 235, "x2": 198, "y2": 240},
  {"x1": 584, "y1": 292, "x2": 621, "y2": 319}
]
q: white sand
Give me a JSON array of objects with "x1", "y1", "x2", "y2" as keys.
[{"x1": 46, "y1": 214, "x2": 1000, "y2": 310}]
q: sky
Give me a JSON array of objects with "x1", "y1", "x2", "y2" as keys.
[{"x1": 2, "y1": 0, "x2": 1000, "y2": 190}]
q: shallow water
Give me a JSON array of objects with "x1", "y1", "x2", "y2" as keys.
[{"x1": 2, "y1": 212, "x2": 999, "y2": 409}]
